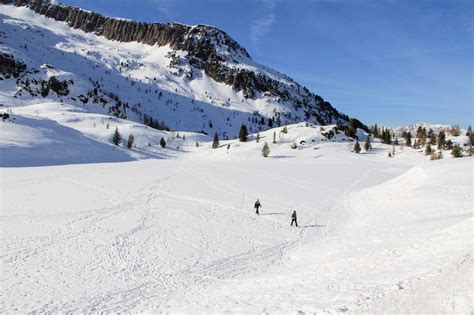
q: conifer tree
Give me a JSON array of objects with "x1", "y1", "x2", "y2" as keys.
[
  {"x1": 212, "y1": 132, "x2": 219, "y2": 149},
  {"x1": 239, "y1": 124, "x2": 248, "y2": 142},
  {"x1": 112, "y1": 127, "x2": 121, "y2": 146},
  {"x1": 262, "y1": 142, "x2": 270, "y2": 157},
  {"x1": 428, "y1": 129, "x2": 436, "y2": 145},
  {"x1": 425, "y1": 143, "x2": 433, "y2": 156},
  {"x1": 354, "y1": 140, "x2": 361, "y2": 153},
  {"x1": 160, "y1": 137, "x2": 166, "y2": 148},
  {"x1": 364, "y1": 137, "x2": 372, "y2": 152},
  {"x1": 268, "y1": 118, "x2": 273, "y2": 128},
  {"x1": 406, "y1": 132, "x2": 412, "y2": 147},
  {"x1": 467, "y1": 126, "x2": 473, "y2": 156},
  {"x1": 127, "y1": 134, "x2": 134, "y2": 149},
  {"x1": 273, "y1": 131, "x2": 276, "y2": 144},
  {"x1": 106, "y1": 122, "x2": 110, "y2": 129},
  {"x1": 256, "y1": 133, "x2": 260, "y2": 143},
  {"x1": 437, "y1": 131, "x2": 446, "y2": 149}
]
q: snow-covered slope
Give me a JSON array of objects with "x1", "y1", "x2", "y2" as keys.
[
  {"x1": 0, "y1": 2, "x2": 350, "y2": 139},
  {"x1": 1, "y1": 143, "x2": 472, "y2": 313}
]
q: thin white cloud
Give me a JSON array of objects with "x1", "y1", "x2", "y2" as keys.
[{"x1": 250, "y1": 0, "x2": 277, "y2": 47}]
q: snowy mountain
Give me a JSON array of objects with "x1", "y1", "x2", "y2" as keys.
[
  {"x1": 0, "y1": 0, "x2": 351, "y2": 139},
  {"x1": 393, "y1": 122, "x2": 455, "y2": 137}
]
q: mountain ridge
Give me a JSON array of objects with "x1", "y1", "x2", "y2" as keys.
[{"x1": 0, "y1": 0, "x2": 354, "y2": 137}]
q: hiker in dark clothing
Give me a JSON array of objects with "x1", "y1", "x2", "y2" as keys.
[
  {"x1": 254, "y1": 199, "x2": 262, "y2": 215},
  {"x1": 291, "y1": 211, "x2": 298, "y2": 227}
]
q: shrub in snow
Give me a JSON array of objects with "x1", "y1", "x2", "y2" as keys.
[
  {"x1": 262, "y1": 142, "x2": 270, "y2": 157},
  {"x1": 430, "y1": 151, "x2": 443, "y2": 160},
  {"x1": 281, "y1": 126, "x2": 288, "y2": 134},
  {"x1": 291, "y1": 142, "x2": 297, "y2": 150},
  {"x1": 451, "y1": 144, "x2": 463, "y2": 158}
]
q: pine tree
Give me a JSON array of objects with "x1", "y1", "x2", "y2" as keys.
[
  {"x1": 160, "y1": 137, "x2": 166, "y2": 148},
  {"x1": 212, "y1": 132, "x2": 219, "y2": 149},
  {"x1": 451, "y1": 144, "x2": 462, "y2": 158},
  {"x1": 195, "y1": 141, "x2": 199, "y2": 147},
  {"x1": 256, "y1": 133, "x2": 260, "y2": 143},
  {"x1": 402, "y1": 131, "x2": 412, "y2": 147},
  {"x1": 106, "y1": 122, "x2": 110, "y2": 129},
  {"x1": 262, "y1": 142, "x2": 270, "y2": 157},
  {"x1": 268, "y1": 118, "x2": 273, "y2": 128},
  {"x1": 354, "y1": 140, "x2": 361, "y2": 153},
  {"x1": 425, "y1": 143, "x2": 433, "y2": 156},
  {"x1": 273, "y1": 131, "x2": 276, "y2": 144},
  {"x1": 437, "y1": 131, "x2": 446, "y2": 149},
  {"x1": 467, "y1": 126, "x2": 473, "y2": 156},
  {"x1": 364, "y1": 137, "x2": 372, "y2": 152},
  {"x1": 428, "y1": 129, "x2": 436, "y2": 145},
  {"x1": 127, "y1": 134, "x2": 134, "y2": 149},
  {"x1": 239, "y1": 124, "x2": 248, "y2": 142},
  {"x1": 112, "y1": 127, "x2": 121, "y2": 146}
]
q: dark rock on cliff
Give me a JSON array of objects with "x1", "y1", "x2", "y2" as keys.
[{"x1": 0, "y1": 53, "x2": 27, "y2": 79}]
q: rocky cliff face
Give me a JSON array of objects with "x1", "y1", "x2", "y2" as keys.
[{"x1": 1, "y1": 0, "x2": 352, "y2": 126}]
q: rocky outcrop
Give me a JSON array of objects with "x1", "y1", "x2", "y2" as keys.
[
  {"x1": 1, "y1": 0, "x2": 352, "y2": 125},
  {"x1": 0, "y1": 53, "x2": 26, "y2": 79}
]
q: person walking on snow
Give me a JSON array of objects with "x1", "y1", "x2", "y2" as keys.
[
  {"x1": 254, "y1": 199, "x2": 262, "y2": 215},
  {"x1": 291, "y1": 210, "x2": 298, "y2": 227}
]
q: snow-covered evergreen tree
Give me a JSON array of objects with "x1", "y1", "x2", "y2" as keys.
[
  {"x1": 112, "y1": 127, "x2": 121, "y2": 146},
  {"x1": 212, "y1": 132, "x2": 219, "y2": 149},
  {"x1": 262, "y1": 142, "x2": 270, "y2": 157}
]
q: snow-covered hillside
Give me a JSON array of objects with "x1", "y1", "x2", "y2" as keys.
[{"x1": 0, "y1": 2, "x2": 349, "y2": 139}]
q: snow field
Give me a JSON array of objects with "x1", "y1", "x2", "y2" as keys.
[{"x1": 1, "y1": 147, "x2": 472, "y2": 313}]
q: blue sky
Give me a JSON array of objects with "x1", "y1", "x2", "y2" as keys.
[{"x1": 61, "y1": 0, "x2": 473, "y2": 127}]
